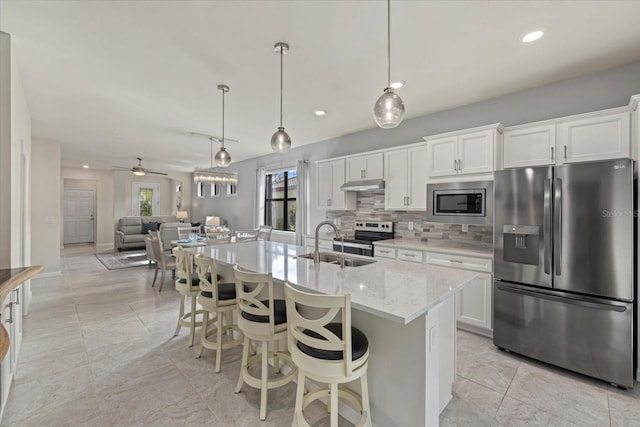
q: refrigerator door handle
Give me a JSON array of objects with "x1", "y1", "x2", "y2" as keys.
[
  {"x1": 543, "y1": 178, "x2": 552, "y2": 274},
  {"x1": 495, "y1": 282, "x2": 627, "y2": 312},
  {"x1": 554, "y1": 178, "x2": 562, "y2": 276}
]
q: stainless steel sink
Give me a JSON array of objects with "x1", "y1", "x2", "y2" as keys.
[{"x1": 297, "y1": 252, "x2": 376, "y2": 267}]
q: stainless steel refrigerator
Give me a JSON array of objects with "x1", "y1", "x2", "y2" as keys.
[{"x1": 493, "y1": 158, "x2": 636, "y2": 388}]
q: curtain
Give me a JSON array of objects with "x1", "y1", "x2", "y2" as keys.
[
  {"x1": 295, "y1": 160, "x2": 309, "y2": 246},
  {"x1": 255, "y1": 167, "x2": 266, "y2": 227}
]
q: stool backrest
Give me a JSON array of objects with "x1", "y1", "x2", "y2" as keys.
[
  {"x1": 172, "y1": 246, "x2": 195, "y2": 289},
  {"x1": 233, "y1": 265, "x2": 276, "y2": 335},
  {"x1": 234, "y1": 228, "x2": 259, "y2": 242},
  {"x1": 177, "y1": 226, "x2": 201, "y2": 240},
  {"x1": 206, "y1": 230, "x2": 232, "y2": 244},
  {"x1": 194, "y1": 254, "x2": 225, "y2": 309},
  {"x1": 284, "y1": 282, "x2": 353, "y2": 376}
]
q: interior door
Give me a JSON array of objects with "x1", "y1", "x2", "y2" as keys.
[
  {"x1": 554, "y1": 159, "x2": 633, "y2": 300},
  {"x1": 63, "y1": 189, "x2": 95, "y2": 244}
]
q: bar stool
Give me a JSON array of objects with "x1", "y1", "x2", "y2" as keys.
[
  {"x1": 172, "y1": 246, "x2": 205, "y2": 347},
  {"x1": 233, "y1": 265, "x2": 297, "y2": 420},
  {"x1": 193, "y1": 254, "x2": 243, "y2": 372},
  {"x1": 284, "y1": 282, "x2": 371, "y2": 427}
]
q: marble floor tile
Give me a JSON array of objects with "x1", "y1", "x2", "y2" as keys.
[{"x1": 2, "y1": 246, "x2": 638, "y2": 427}]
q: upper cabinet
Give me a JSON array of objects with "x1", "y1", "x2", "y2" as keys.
[
  {"x1": 346, "y1": 152, "x2": 384, "y2": 181},
  {"x1": 316, "y1": 158, "x2": 356, "y2": 210},
  {"x1": 425, "y1": 124, "x2": 502, "y2": 178},
  {"x1": 384, "y1": 144, "x2": 428, "y2": 210},
  {"x1": 503, "y1": 109, "x2": 632, "y2": 169}
]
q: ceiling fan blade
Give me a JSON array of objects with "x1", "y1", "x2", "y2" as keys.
[
  {"x1": 113, "y1": 166, "x2": 131, "y2": 170},
  {"x1": 190, "y1": 132, "x2": 239, "y2": 143},
  {"x1": 146, "y1": 171, "x2": 168, "y2": 176}
]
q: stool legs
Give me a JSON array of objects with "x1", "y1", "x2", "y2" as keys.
[
  {"x1": 235, "y1": 336, "x2": 250, "y2": 393},
  {"x1": 215, "y1": 313, "x2": 224, "y2": 373},
  {"x1": 260, "y1": 340, "x2": 269, "y2": 420},
  {"x1": 361, "y1": 372, "x2": 371, "y2": 422},
  {"x1": 189, "y1": 295, "x2": 197, "y2": 347},
  {"x1": 174, "y1": 294, "x2": 186, "y2": 337}
]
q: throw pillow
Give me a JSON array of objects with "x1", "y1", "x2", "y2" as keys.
[{"x1": 142, "y1": 222, "x2": 159, "y2": 234}]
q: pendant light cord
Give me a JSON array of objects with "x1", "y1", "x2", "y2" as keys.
[
  {"x1": 387, "y1": 0, "x2": 391, "y2": 88},
  {"x1": 279, "y1": 47, "x2": 284, "y2": 128},
  {"x1": 221, "y1": 89, "x2": 225, "y2": 149}
]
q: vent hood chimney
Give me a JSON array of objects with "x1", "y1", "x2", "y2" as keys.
[{"x1": 340, "y1": 179, "x2": 385, "y2": 191}]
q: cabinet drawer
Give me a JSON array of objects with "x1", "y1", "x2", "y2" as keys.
[
  {"x1": 374, "y1": 246, "x2": 396, "y2": 259},
  {"x1": 426, "y1": 252, "x2": 492, "y2": 273},
  {"x1": 397, "y1": 249, "x2": 424, "y2": 263}
]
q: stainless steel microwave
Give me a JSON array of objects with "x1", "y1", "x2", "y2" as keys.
[{"x1": 426, "y1": 180, "x2": 493, "y2": 225}]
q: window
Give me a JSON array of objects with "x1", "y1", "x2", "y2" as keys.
[
  {"x1": 196, "y1": 182, "x2": 205, "y2": 198},
  {"x1": 210, "y1": 183, "x2": 220, "y2": 198},
  {"x1": 132, "y1": 182, "x2": 160, "y2": 216},
  {"x1": 226, "y1": 183, "x2": 237, "y2": 196},
  {"x1": 265, "y1": 169, "x2": 297, "y2": 231}
]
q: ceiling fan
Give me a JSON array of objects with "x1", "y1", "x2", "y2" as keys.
[
  {"x1": 190, "y1": 131, "x2": 239, "y2": 144},
  {"x1": 113, "y1": 157, "x2": 168, "y2": 176}
]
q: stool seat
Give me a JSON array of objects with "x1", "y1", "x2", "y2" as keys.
[
  {"x1": 241, "y1": 299, "x2": 287, "y2": 325},
  {"x1": 178, "y1": 272, "x2": 220, "y2": 286},
  {"x1": 200, "y1": 282, "x2": 236, "y2": 300},
  {"x1": 298, "y1": 323, "x2": 368, "y2": 361}
]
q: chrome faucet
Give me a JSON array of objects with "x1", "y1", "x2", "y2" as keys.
[{"x1": 314, "y1": 220, "x2": 341, "y2": 264}]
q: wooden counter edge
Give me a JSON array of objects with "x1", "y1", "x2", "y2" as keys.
[{"x1": 0, "y1": 265, "x2": 44, "y2": 361}]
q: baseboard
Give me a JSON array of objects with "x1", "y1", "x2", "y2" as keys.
[
  {"x1": 96, "y1": 242, "x2": 114, "y2": 248},
  {"x1": 457, "y1": 323, "x2": 493, "y2": 339},
  {"x1": 33, "y1": 271, "x2": 62, "y2": 279}
]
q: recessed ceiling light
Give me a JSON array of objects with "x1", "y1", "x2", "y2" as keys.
[
  {"x1": 521, "y1": 30, "x2": 544, "y2": 43},
  {"x1": 314, "y1": 109, "x2": 326, "y2": 116},
  {"x1": 82, "y1": 165, "x2": 89, "y2": 168},
  {"x1": 390, "y1": 81, "x2": 405, "y2": 89}
]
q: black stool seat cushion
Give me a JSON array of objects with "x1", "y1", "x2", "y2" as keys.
[
  {"x1": 178, "y1": 273, "x2": 221, "y2": 286},
  {"x1": 241, "y1": 299, "x2": 287, "y2": 325},
  {"x1": 297, "y1": 323, "x2": 368, "y2": 361},
  {"x1": 200, "y1": 283, "x2": 236, "y2": 300}
]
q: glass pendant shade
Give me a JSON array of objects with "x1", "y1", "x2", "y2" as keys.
[
  {"x1": 215, "y1": 147, "x2": 231, "y2": 167},
  {"x1": 270, "y1": 126, "x2": 291, "y2": 152},
  {"x1": 373, "y1": 87, "x2": 405, "y2": 129}
]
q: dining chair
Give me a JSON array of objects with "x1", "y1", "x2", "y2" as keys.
[
  {"x1": 177, "y1": 226, "x2": 202, "y2": 240},
  {"x1": 257, "y1": 225, "x2": 273, "y2": 241},
  {"x1": 172, "y1": 246, "x2": 205, "y2": 347},
  {"x1": 206, "y1": 230, "x2": 232, "y2": 244},
  {"x1": 148, "y1": 231, "x2": 176, "y2": 291},
  {"x1": 284, "y1": 281, "x2": 371, "y2": 427},
  {"x1": 234, "y1": 228, "x2": 259, "y2": 242}
]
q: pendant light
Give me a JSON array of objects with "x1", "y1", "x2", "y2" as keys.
[
  {"x1": 373, "y1": 0, "x2": 405, "y2": 129},
  {"x1": 214, "y1": 84, "x2": 231, "y2": 167},
  {"x1": 271, "y1": 42, "x2": 292, "y2": 152}
]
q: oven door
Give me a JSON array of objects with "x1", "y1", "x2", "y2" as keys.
[{"x1": 332, "y1": 240, "x2": 373, "y2": 256}]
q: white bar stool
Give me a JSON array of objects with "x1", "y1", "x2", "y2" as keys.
[
  {"x1": 233, "y1": 265, "x2": 297, "y2": 420},
  {"x1": 284, "y1": 282, "x2": 372, "y2": 427},
  {"x1": 172, "y1": 246, "x2": 205, "y2": 347},
  {"x1": 193, "y1": 254, "x2": 243, "y2": 372}
]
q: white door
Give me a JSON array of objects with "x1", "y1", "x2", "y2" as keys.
[
  {"x1": 384, "y1": 148, "x2": 408, "y2": 209},
  {"x1": 63, "y1": 189, "x2": 95, "y2": 244},
  {"x1": 503, "y1": 124, "x2": 556, "y2": 168},
  {"x1": 558, "y1": 112, "x2": 630, "y2": 163},
  {"x1": 427, "y1": 136, "x2": 458, "y2": 177},
  {"x1": 457, "y1": 272, "x2": 493, "y2": 332},
  {"x1": 407, "y1": 145, "x2": 429, "y2": 210},
  {"x1": 316, "y1": 161, "x2": 334, "y2": 209}
]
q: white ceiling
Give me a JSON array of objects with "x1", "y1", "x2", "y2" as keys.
[{"x1": 2, "y1": 0, "x2": 640, "y2": 174}]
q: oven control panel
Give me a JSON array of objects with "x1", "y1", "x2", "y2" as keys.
[{"x1": 354, "y1": 221, "x2": 394, "y2": 233}]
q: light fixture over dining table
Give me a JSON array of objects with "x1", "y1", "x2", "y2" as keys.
[{"x1": 270, "y1": 42, "x2": 292, "y2": 152}]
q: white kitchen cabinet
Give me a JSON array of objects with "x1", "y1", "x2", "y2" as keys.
[
  {"x1": 1, "y1": 288, "x2": 22, "y2": 411},
  {"x1": 397, "y1": 248, "x2": 423, "y2": 263},
  {"x1": 316, "y1": 158, "x2": 356, "y2": 210},
  {"x1": 503, "y1": 110, "x2": 632, "y2": 169},
  {"x1": 425, "y1": 125, "x2": 500, "y2": 178},
  {"x1": 374, "y1": 246, "x2": 396, "y2": 259},
  {"x1": 384, "y1": 144, "x2": 428, "y2": 210},
  {"x1": 558, "y1": 112, "x2": 630, "y2": 163},
  {"x1": 346, "y1": 152, "x2": 384, "y2": 181},
  {"x1": 426, "y1": 251, "x2": 493, "y2": 336},
  {"x1": 503, "y1": 124, "x2": 556, "y2": 168}
]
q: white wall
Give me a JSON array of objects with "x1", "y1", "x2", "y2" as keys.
[
  {"x1": 61, "y1": 167, "x2": 114, "y2": 247},
  {"x1": 31, "y1": 138, "x2": 61, "y2": 273},
  {"x1": 0, "y1": 32, "x2": 12, "y2": 268}
]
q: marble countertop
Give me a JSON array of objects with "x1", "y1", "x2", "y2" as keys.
[
  {"x1": 188, "y1": 241, "x2": 477, "y2": 325},
  {"x1": 374, "y1": 239, "x2": 493, "y2": 259}
]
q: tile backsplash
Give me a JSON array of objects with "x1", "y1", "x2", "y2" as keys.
[{"x1": 325, "y1": 190, "x2": 493, "y2": 248}]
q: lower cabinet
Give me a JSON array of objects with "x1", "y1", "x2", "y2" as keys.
[
  {"x1": 425, "y1": 251, "x2": 493, "y2": 337},
  {"x1": 1, "y1": 287, "x2": 22, "y2": 413}
]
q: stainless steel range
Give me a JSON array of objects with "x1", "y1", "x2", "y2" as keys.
[{"x1": 333, "y1": 221, "x2": 394, "y2": 256}]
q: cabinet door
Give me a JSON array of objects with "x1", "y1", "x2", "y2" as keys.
[
  {"x1": 458, "y1": 130, "x2": 494, "y2": 174},
  {"x1": 558, "y1": 112, "x2": 631, "y2": 163},
  {"x1": 427, "y1": 136, "x2": 458, "y2": 177},
  {"x1": 407, "y1": 145, "x2": 428, "y2": 210},
  {"x1": 457, "y1": 272, "x2": 492, "y2": 332},
  {"x1": 503, "y1": 124, "x2": 556, "y2": 168},
  {"x1": 316, "y1": 162, "x2": 334, "y2": 209},
  {"x1": 384, "y1": 149, "x2": 408, "y2": 209},
  {"x1": 347, "y1": 153, "x2": 383, "y2": 180}
]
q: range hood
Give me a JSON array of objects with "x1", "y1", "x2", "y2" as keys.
[{"x1": 340, "y1": 179, "x2": 385, "y2": 191}]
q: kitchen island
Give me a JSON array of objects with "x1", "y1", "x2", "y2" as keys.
[{"x1": 188, "y1": 241, "x2": 477, "y2": 427}]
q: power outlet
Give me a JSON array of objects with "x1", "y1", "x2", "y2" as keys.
[
  {"x1": 334, "y1": 217, "x2": 341, "y2": 226},
  {"x1": 461, "y1": 224, "x2": 469, "y2": 233},
  {"x1": 408, "y1": 221, "x2": 414, "y2": 231}
]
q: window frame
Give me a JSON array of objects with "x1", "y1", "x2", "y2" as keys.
[{"x1": 264, "y1": 169, "x2": 297, "y2": 232}]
